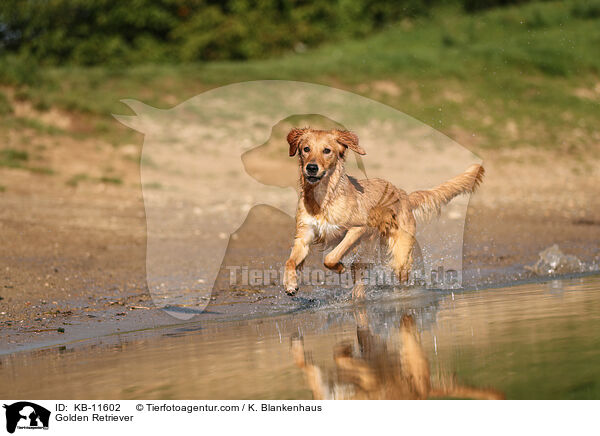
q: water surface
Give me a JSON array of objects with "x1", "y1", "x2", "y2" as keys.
[{"x1": 1, "y1": 275, "x2": 599, "y2": 399}]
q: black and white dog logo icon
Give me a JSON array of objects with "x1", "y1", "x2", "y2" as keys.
[{"x1": 3, "y1": 402, "x2": 50, "y2": 434}]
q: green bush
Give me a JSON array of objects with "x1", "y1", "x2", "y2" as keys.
[
  {"x1": 571, "y1": 0, "x2": 600, "y2": 19},
  {"x1": 0, "y1": 54, "x2": 42, "y2": 85},
  {"x1": 462, "y1": 0, "x2": 548, "y2": 12},
  {"x1": 0, "y1": 0, "x2": 429, "y2": 65}
]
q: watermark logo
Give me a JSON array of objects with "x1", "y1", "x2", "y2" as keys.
[
  {"x1": 226, "y1": 265, "x2": 460, "y2": 289},
  {"x1": 115, "y1": 80, "x2": 480, "y2": 318},
  {"x1": 3, "y1": 402, "x2": 50, "y2": 434}
]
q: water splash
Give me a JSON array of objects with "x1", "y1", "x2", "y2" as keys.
[{"x1": 525, "y1": 244, "x2": 584, "y2": 275}]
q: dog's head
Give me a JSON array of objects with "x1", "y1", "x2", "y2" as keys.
[{"x1": 287, "y1": 128, "x2": 366, "y2": 185}]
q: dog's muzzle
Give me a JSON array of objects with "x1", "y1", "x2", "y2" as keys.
[{"x1": 305, "y1": 164, "x2": 323, "y2": 183}]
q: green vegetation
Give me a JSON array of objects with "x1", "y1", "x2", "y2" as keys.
[
  {"x1": 0, "y1": 149, "x2": 29, "y2": 168},
  {"x1": 143, "y1": 182, "x2": 164, "y2": 190},
  {"x1": 66, "y1": 173, "x2": 126, "y2": 187},
  {"x1": 462, "y1": 0, "x2": 550, "y2": 12},
  {"x1": 0, "y1": 0, "x2": 427, "y2": 65},
  {"x1": 0, "y1": 117, "x2": 64, "y2": 136},
  {"x1": 0, "y1": 148, "x2": 54, "y2": 175},
  {"x1": 66, "y1": 173, "x2": 90, "y2": 187},
  {"x1": 99, "y1": 176, "x2": 123, "y2": 185},
  {"x1": 28, "y1": 166, "x2": 55, "y2": 175},
  {"x1": 0, "y1": 0, "x2": 598, "y2": 153},
  {"x1": 0, "y1": 91, "x2": 13, "y2": 115}
]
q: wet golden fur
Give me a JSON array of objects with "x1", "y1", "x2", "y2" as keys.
[{"x1": 283, "y1": 128, "x2": 484, "y2": 298}]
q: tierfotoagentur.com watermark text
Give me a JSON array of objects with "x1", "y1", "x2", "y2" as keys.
[{"x1": 226, "y1": 265, "x2": 460, "y2": 289}]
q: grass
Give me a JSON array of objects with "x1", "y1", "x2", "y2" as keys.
[
  {"x1": 66, "y1": 173, "x2": 90, "y2": 187},
  {"x1": 99, "y1": 176, "x2": 123, "y2": 185},
  {"x1": 0, "y1": 117, "x2": 64, "y2": 136},
  {"x1": 0, "y1": 1, "x2": 599, "y2": 153},
  {"x1": 28, "y1": 166, "x2": 54, "y2": 175},
  {"x1": 65, "y1": 173, "x2": 123, "y2": 188},
  {"x1": 0, "y1": 148, "x2": 54, "y2": 175},
  {"x1": 66, "y1": 173, "x2": 124, "y2": 187},
  {"x1": 143, "y1": 182, "x2": 164, "y2": 190},
  {"x1": 0, "y1": 91, "x2": 14, "y2": 115},
  {"x1": 0, "y1": 149, "x2": 29, "y2": 168}
]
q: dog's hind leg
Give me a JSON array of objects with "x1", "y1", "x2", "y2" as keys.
[{"x1": 387, "y1": 228, "x2": 415, "y2": 283}]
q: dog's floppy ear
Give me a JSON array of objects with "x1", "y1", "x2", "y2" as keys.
[
  {"x1": 334, "y1": 130, "x2": 366, "y2": 155},
  {"x1": 287, "y1": 128, "x2": 306, "y2": 157}
]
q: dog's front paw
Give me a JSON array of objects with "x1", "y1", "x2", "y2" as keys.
[
  {"x1": 285, "y1": 285, "x2": 299, "y2": 296},
  {"x1": 283, "y1": 269, "x2": 299, "y2": 296}
]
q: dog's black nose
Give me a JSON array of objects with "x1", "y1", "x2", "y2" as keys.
[{"x1": 306, "y1": 164, "x2": 318, "y2": 175}]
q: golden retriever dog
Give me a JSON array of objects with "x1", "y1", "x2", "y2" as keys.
[
  {"x1": 292, "y1": 313, "x2": 504, "y2": 400},
  {"x1": 283, "y1": 128, "x2": 484, "y2": 298}
]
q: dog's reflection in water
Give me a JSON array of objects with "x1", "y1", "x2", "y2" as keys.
[{"x1": 292, "y1": 313, "x2": 504, "y2": 400}]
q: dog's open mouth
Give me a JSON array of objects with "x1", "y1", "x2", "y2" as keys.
[{"x1": 305, "y1": 175, "x2": 323, "y2": 184}]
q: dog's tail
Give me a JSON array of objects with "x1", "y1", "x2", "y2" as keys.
[{"x1": 408, "y1": 164, "x2": 484, "y2": 222}]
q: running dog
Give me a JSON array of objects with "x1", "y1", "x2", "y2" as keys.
[{"x1": 283, "y1": 128, "x2": 484, "y2": 298}]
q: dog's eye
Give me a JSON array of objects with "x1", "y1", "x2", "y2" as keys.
[
  {"x1": 323, "y1": 148, "x2": 331, "y2": 154},
  {"x1": 303, "y1": 147, "x2": 310, "y2": 153}
]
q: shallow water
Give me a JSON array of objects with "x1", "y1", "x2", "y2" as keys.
[{"x1": 1, "y1": 275, "x2": 599, "y2": 399}]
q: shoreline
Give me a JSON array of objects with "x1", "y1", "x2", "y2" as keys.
[{"x1": 2, "y1": 270, "x2": 599, "y2": 356}]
